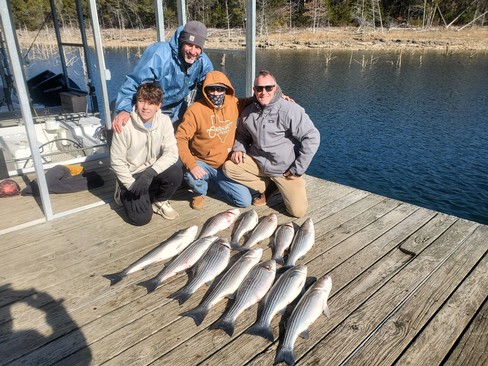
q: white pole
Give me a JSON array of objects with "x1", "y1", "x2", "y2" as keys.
[
  {"x1": 246, "y1": 0, "x2": 256, "y2": 96},
  {"x1": 87, "y1": 0, "x2": 112, "y2": 128},
  {"x1": 155, "y1": 0, "x2": 165, "y2": 42},
  {"x1": 0, "y1": 0, "x2": 53, "y2": 220}
]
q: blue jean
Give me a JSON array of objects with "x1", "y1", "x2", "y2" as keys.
[{"x1": 184, "y1": 161, "x2": 252, "y2": 208}]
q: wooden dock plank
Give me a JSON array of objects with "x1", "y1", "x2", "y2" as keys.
[
  {"x1": 443, "y1": 297, "x2": 488, "y2": 366},
  {"x1": 394, "y1": 240, "x2": 488, "y2": 366},
  {"x1": 293, "y1": 219, "x2": 480, "y2": 366},
  {"x1": 0, "y1": 172, "x2": 486, "y2": 366},
  {"x1": 318, "y1": 224, "x2": 488, "y2": 366}
]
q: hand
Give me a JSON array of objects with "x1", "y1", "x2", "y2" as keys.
[
  {"x1": 129, "y1": 193, "x2": 149, "y2": 213},
  {"x1": 281, "y1": 93, "x2": 295, "y2": 103},
  {"x1": 230, "y1": 151, "x2": 246, "y2": 164},
  {"x1": 283, "y1": 170, "x2": 299, "y2": 180},
  {"x1": 112, "y1": 111, "x2": 130, "y2": 133},
  {"x1": 130, "y1": 168, "x2": 157, "y2": 197},
  {"x1": 190, "y1": 165, "x2": 207, "y2": 180}
]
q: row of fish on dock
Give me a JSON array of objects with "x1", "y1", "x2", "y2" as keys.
[{"x1": 103, "y1": 208, "x2": 332, "y2": 365}]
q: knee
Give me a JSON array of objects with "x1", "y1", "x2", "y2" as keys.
[
  {"x1": 222, "y1": 161, "x2": 235, "y2": 177},
  {"x1": 129, "y1": 215, "x2": 151, "y2": 226},
  {"x1": 234, "y1": 195, "x2": 252, "y2": 208},
  {"x1": 287, "y1": 203, "x2": 308, "y2": 218}
]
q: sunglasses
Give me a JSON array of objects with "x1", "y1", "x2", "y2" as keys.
[
  {"x1": 254, "y1": 85, "x2": 275, "y2": 92},
  {"x1": 207, "y1": 86, "x2": 226, "y2": 93}
]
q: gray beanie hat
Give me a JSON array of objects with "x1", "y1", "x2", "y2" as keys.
[{"x1": 179, "y1": 21, "x2": 207, "y2": 49}]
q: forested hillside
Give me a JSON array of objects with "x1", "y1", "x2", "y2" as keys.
[{"x1": 10, "y1": 0, "x2": 487, "y2": 33}]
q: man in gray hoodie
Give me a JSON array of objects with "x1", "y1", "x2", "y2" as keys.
[{"x1": 223, "y1": 70, "x2": 320, "y2": 218}]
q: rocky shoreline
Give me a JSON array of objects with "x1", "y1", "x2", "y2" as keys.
[{"x1": 17, "y1": 26, "x2": 488, "y2": 53}]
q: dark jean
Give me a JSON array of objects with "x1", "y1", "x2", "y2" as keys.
[{"x1": 120, "y1": 164, "x2": 183, "y2": 226}]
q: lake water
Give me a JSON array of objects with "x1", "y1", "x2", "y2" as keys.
[{"x1": 24, "y1": 47, "x2": 488, "y2": 224}]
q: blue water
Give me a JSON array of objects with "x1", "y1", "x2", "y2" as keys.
[{"x1": 24, "y1": 48, "x2": 488, "y2": 224}]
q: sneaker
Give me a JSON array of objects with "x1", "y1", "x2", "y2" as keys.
[
  {"x1": 114, "y1": 181, "x2": 122, "y2": 206},
  {"x1": 153, "y1": 200, "x2": 179, "y2": 220},
  {"x1": 191, "y1": 196, "x2": 205, "y2": 210}
]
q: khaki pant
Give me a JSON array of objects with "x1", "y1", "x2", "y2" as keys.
[{"x1": 223, "y1": 157, "x2": 308, "y2": 217}]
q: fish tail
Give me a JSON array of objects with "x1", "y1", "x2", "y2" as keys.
[
  {"x1": 275, "y1": 346, "x2": 296, "y2": 366},
  {"x1": 235, "y1": 244, "x2": 249, "y2": 253},
  {"x1": 210, "y1": 315, "x2": 235, "y2": 336},
  {"x1": 170, "y1": 288, "x2": 193, "y2": 305},
  {"x1": 230, "y1": 240, "x2": 240, "y2": 249},
  {"x1": 103, "y1": 272, "x2": 125, "y2": 286},
  {"x1": 181, "y1": 305, "x2": 209, "y2": 326},
  {"x1": 271, "y1": 254, "x2": 284, "y2": 266},
  {"x1": 245, "y1": 320, "x2": 274, "y2": 342},
  {"x1": 137, "y1": 278, "x2": 158, "y2": 293}
]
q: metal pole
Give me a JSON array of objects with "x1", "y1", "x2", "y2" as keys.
[
  {"x1": 246, "y1": 0, "x2": 256, "y2": 95},
  {"x1": 75, "y1": 0, "x2": 98, "y2": 112},
  {"x1": 49, "y1": 0, "x2": 70, "y2": 88},
  {"x1": 177, "y1": 0, "x2": 187, "y2": 25},
  {"x1": 155, "y1": 0, "x2": 165, "y2": 42},
  {"x1": 0, "y1": 0, "x2": 53, "y2": 220},
  {"x1": 87, "y1": 0, "x2": 112, "y2": 128}
]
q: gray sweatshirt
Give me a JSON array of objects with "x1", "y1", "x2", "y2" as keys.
[{"x1": 233, "y1": 87, "x2": 320, "y2": 177}]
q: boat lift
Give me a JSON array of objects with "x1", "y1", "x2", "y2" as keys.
[{"x1": 0, "y1": 0, "x2": 256, "y2": 225}]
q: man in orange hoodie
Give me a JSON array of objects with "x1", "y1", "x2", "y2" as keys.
[{"x1": 175, "y1": 71, "x2": 252, "y2": 209}]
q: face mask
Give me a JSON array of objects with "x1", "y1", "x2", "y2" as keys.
[{"x1": 207, "y1": 92, "x2": 225, "y2": 108}]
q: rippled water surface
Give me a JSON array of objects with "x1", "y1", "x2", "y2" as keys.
[{"x1": 26, "y1": 48, "x2": 488, "y2": 224}]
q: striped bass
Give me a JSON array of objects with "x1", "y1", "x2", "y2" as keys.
[
  {"x1": 137, "y1": 236, "x2": 219, "y2": 293},
  {"x1": 182, "y1": 247, "x2": 263, "y2": 326},
  {"x1": 239, "y1": 213, "x2": 278, "y2": 251},
  {"x1": 103, "y1": 225, "x2": 198, "y2": 286},
  {"x1": 230, "y1": 209, "x2": 259, "y2": 249},
  {"x1": 285, "y1": 217, "x2": 314, "y2": 266},
  {"x1": 210, "y1": 259, "x2": 276, "y2": 336},
  {"x1": 245, "y1": 265, "x2": 307, "y2": 341},
  {"x1": 271, "y1": 222, "x2": 295, "y2": 265},
  {"x1": 170, "y1": 238, "x2": 231, "y2": 305},
  {"x1": 275, "y1": 275, "x2": 332, "y2": 366},
  {"x1": 197, "y1": 208, "x2": 240, "y2": 239}
]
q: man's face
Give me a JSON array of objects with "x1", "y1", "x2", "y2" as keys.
[
  {"x1": 181, "y1": 42, "x2": 202, "y2": 64},
  {"x1": 136, "y1": 99, "x2": 161, "y2": 123},
  {"x1": 253, "y1": 75, "x2": 276, "y2": 106}
]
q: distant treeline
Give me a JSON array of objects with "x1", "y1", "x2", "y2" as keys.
[{"x1": 11, "y1": 0, "x2": 488, "y2": 32}]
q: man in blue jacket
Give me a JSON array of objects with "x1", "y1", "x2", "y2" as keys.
[
  {"x1": 223, "y1": 70, "x2": 320, "y2": 218},
  {"x1": 112, "y1": 21, "x2": 214, "y2": 132}
]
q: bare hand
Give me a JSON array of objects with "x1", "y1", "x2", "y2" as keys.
[
  {"x1": 282, "y1": 93, "x2": 295, "y2": 103},
  {"x1": 283, "y1": 170, "x2": 299, "y2": 180},
  {"x1": 230, "y1": 151, "x2": 246, "y2": 164},
  {"x1": 112, "y1": 111, "x2": 130, "y2": 133},
  {"x1": 190, "y1": 165, "x2": 207, "y2": 180}
]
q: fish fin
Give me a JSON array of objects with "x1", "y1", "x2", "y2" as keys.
[
  {"x1": 137, "y1": 278, "x2": 158, "y2": 293},
  {"x1": 299, "y1": 328, "x2": 310, "y2": 339},
  {"x1": 245, "y1": 321, "x2": 274, "y2": 342},
  {"x1": 170, "y1": 287, "x2": 193, "y2": 305},
  {"x1": 181, "y1": 305, "x2": 209, "y2": 326},
  {"x1": 275, "y1": 346, "x2": 296, "y2": 366},
  {"x1": 102, "y1": 272, "x2": 125, "y2": 286},
  {"x1": 226, "y1": 292, "x2": 236, "y2": 300},
  {"x1": 323, "y1": 303, "x2": 331, "y2": 318},
  {"x1": 209, "y1": 316, "x2": 235, "y2": 336}
]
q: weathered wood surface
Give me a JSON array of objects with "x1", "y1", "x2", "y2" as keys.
[{"x1": 0, "y1": 169, "x2": 486, "y2": 366}]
